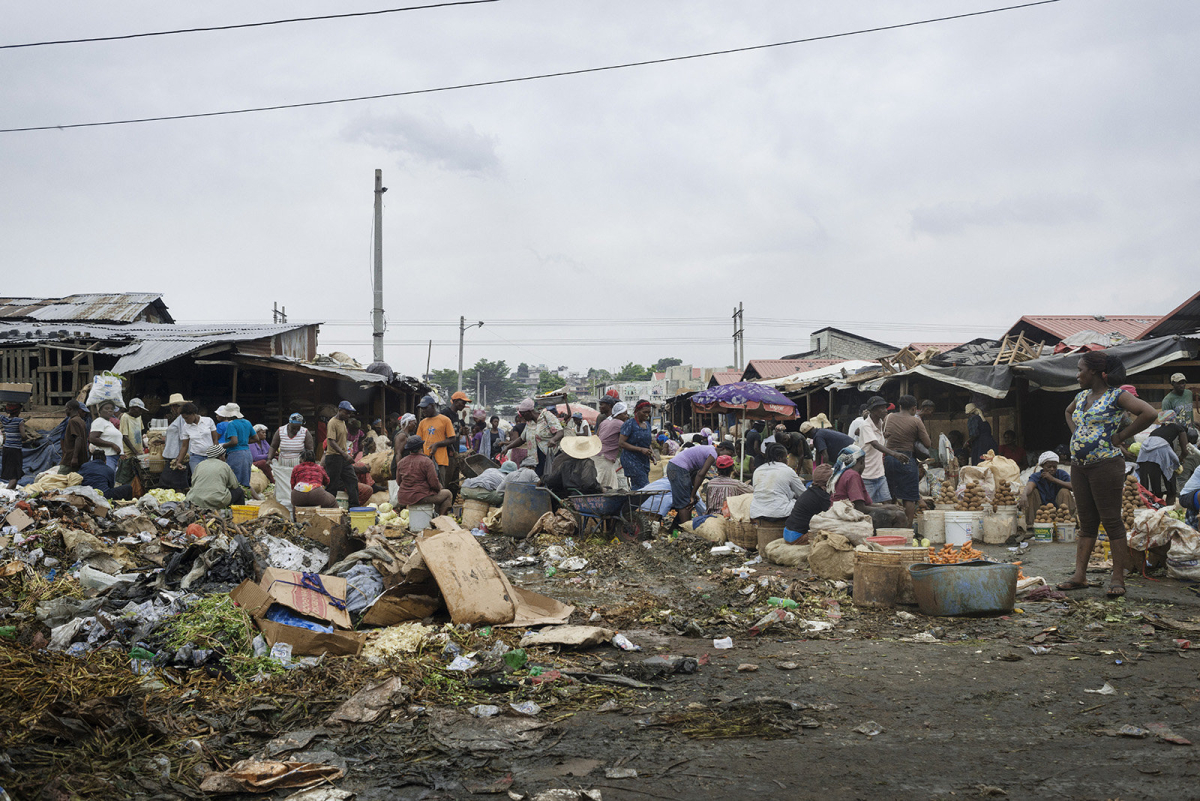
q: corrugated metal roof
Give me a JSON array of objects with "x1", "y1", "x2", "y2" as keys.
[
  {"x1": 907, "y1": 342, "x2": 961, "y2": 354},
  {"x1": 1139, "y1": 290, "x2": 1200, "y2": 340},
  {"x1": 0, "y1": 321, "x2": 315, "y2": 373},
  {"x1": 709, "y1": 370, "x2": 743, "y2": 385},
  {"x1": 0, "y1": 293, "x2": 172, "y2": 324},
  {"x1": 1009, "y1": 315, "x2": 1159, "y2": 341},
  {"x1": 761, "y1": 360, "x2": 881, "y2": 388},
  {"x1": 744, "y1": 359, "x2": 845, "y2": 380}
]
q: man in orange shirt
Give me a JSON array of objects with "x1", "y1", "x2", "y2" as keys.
[{"x1": 418, "y1": 395, "x2": 459, "y2": 493}]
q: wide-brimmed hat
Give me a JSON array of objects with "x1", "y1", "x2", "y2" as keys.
[
  {"x1": 167, "y1": 393, "x2": 190, "y2": 406},
  {"x1": 559, "y1": 435, "x2": 602, "y2": 460}
]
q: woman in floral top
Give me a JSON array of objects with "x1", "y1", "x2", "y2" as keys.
[{"x1": 1057, "y1": 352, "x2": 1155, "y2": 597}]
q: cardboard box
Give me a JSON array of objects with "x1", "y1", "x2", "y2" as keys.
[
  {"x1": 230, "y1": 568, "x2": 365, "y2": 656},
  {"x1": 360, "y1": 582, "x2": 442, "y2": 627}
]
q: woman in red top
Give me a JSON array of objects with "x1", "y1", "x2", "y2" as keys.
[{"x1": 290, "y1": 450, "x2": 338, "y2": 508}]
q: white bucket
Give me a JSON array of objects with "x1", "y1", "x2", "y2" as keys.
[
  {"x1": 1055, "y1": 523, "x2": 1077, "y2": 543},
  {"x1": 982, "y1": 511, "x2": 1018, "y2": 545},
  {"x1": 944, "y1": 511, "x2": 976, "y2": 546},
  {"x1": 919, "y1": 510, "x2": 946, "y2": 545},
  {"x1": 407, "y1": 503, "x2": 435, "y2": 532}
]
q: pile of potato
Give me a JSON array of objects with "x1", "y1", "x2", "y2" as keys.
[
  {"x1": 955, "y1": 480, "x2": 987, "y2": 511},
  {"x1": 1122, "y1": 473, "x2": 1144, "y2": 530},
  {"x1": 1033, "y1": 502, "x2": 1075, "y2": 524},
  {"x1": 991, "y1": 481, "x2": 1016, "y2": 509},
  {"x1": 938, "y1": 481, "x2": 957, "y2": 504}
]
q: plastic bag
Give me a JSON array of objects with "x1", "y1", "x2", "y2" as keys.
[
  {"x1": 273, "y1": 463, "x2": 293, "y2": 511},
  {"x1": 85, "y1": 372, "x2": 125, "y2": 408}
]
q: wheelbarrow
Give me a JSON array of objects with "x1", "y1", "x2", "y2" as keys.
[{"x1": 546, "y1": 488, "x2": 670, "y2": 540}]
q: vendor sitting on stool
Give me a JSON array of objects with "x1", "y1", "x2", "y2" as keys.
[
  {"x1": 186, "y1": 444, "x2": 246, "y2": 510},
  {"x1": 1019, "y1": 451, "x2": 1075, "y2": 528},
  {"x1": 395, "y1": 435, "x2": 454, "y2": 516},
  {"x1": 783, "y1": 463, "x2": 835, "y2": 544}
]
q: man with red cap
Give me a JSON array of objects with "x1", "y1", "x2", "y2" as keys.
[{"x1": 705, "y1": 450, "x2": 753, "y2": 514}]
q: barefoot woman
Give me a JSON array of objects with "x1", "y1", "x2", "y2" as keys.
[{"x1": 1058, "y1": 351, "x2": 1156, "y2": 597}]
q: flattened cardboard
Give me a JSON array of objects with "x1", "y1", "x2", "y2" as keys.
[
  {"x1": 417, "y1": 529, "x2": 517, "y2": 625},
  {"x1": 4, "y1": 509, "x2": 34, "y2": 532},
  {"x1": 506, "y1": 586, "x2": 575, "y2": 628}
]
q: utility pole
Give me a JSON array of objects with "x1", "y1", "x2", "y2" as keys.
[
  {"x1": 272, "y1": 302, "x2": 287, "y2": 323},
  {"x1": 732, "y1": 303, "x2": 745, "y2": 371},
  {"x1": 371, "y1": 169, "x2": 387, "y2": 364},
  {"x1": 425, "y1": 340, "x2": 432, "y2": 381},
  {"x1": 738, "y1": 301, "x2": 744, "y2": 370},
  {"x1": 458, "y1": 316, "x2": 484, "y2": 392}
]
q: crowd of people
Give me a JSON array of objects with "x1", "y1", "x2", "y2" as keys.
[{"x1": 2, "y1": 353, "x2": 1198, "y2": 602}]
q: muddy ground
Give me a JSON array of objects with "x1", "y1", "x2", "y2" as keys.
[{"x1": 8, "y1": 533, "x2": 1200, "y2": 801}]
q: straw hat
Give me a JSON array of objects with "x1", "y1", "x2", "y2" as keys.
[
  {"x1": 559, "y1": 435, "x2": 602, "y2": 460},
  {"x1": 167, "y1": 393, "x2": 190, "y2": 406}
]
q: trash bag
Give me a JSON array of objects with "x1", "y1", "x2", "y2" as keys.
[
  {"x1": 808, "y1": 500, "x2": 873, "y2": 543},
  {"x1": 529, "y1": 509, "x2": 577, "y2": 538},
  {"x1": 85, "y1": 372, "x2": 125, "y2": 408},
  {"x1": 765, "y1": 538, "x2": 810, "y2": 567},
  {"x1": 808, "y1": 532, "x2": 856, "y2": 580}
]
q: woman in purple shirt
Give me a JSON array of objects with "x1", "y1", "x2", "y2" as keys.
[{"x1": 666, "y1": 443, "x2": 718, "y2": 521}]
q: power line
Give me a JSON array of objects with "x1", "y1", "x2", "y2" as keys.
[
  {"x1": 0, "y1": 0, "x2": 499, "y2": 50},
  {"x1": 0, "y1": 0, "x2": 1062, "y2": 134}
]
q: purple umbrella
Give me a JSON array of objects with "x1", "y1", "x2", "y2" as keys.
[{"x1": 690, "y1": 382, "x2": 798, "y2": 419}]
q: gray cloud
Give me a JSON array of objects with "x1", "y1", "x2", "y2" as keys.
[
  {"x1": 343, "y1": 111, "x2": 500, "y2": 175},
  {"x1": 910, "y1": 193, "x2": 1103, "y2": 237}
]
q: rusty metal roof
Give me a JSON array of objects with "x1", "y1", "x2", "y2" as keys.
[
  {"x1": 743, "y1": 359, "x2": 845, "y2": 380},
  {"x1": 0, "y1": 293, "x2": 173, "y2": 324}
]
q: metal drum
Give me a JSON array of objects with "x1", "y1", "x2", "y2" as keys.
[{"x1": 501, "y1": 482, "x2": 553, "y2": 539}]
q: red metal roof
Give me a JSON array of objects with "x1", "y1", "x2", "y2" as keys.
[
  {"x1": 709, "y1": 370, "x2": 743, "y2": 385},
  {"x1": 1008, "y1": 315, "x2": 1160, "y2": 342},
  {"x1": 743, "y1": 359, "x2": 845, "y2": 380},
  {"x1": 906, "y1": 342, "x2": 961, "y2": 354},
  {"x1": 1139, "y1": 290, "x2": 1200, "y2": 340}
]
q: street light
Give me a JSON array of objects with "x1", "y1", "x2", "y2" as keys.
[{"x1": 458, "y1": 316, "x2": 484, "y2": 392}]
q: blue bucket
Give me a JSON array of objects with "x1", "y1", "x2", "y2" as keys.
[{"x1": 908, "y1": 560, "x2": 1018, "y2": 616}]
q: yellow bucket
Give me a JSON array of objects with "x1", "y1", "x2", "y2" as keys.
[
  {"x1": 231, "y1": 505, "x2": 257, "y2": 524},
  {"x1": 349, "y1": 507, "x2": 377, "y2": 534}
]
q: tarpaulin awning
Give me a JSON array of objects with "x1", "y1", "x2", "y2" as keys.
[{"x1": 865, "y1": 335, "x2": 1200, "y2": 399}]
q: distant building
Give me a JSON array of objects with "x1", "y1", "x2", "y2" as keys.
[{"x1": 781, "y1": 327, "x2": 897, "y2": 362}]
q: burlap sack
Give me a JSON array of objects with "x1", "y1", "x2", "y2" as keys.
[
  {"x1": 765, "y1": 538, "x2": 810, "y2": 567},
  {"x1": 726, "y1": 493, "x2": 754, "y2": 523},
  {"x1": 808, "y1": 501, "x2": 873, "y2": 542},
  {"x1": 808, "y1": 532, "x2": 856, "y2": 580},
  {"x1": 250, "y1": 466, "x2": 269, "y2": 495},
  {"x1": 694, "y1": 516, "x2": 727, "y2": 544}
]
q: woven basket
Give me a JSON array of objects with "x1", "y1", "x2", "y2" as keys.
[
  {"x1": 755, "y1": 520, "x2": 786, "y2": 552},
  {"x1": 727, "y1": 520, "x2": 757, "y2": 550}
]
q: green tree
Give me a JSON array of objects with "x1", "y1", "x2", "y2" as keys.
[
  {"x1": 428, "y1": 360, "x2": 522, "y2": 404},
  {"x1": 538, "y1": 372, "x2": 567, "y2": 394},
  {"x1": 615, "y1": 362, "x2": 650, "y2": 382},
  {"x1": 515, "y1": 362, "x2": 530, "y2": 378},
  {"x1": 652, "y1": 357, "x2": 683, "y2": 373}
]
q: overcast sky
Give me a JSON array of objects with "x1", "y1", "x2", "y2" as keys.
[{"x1": 3, "y1": 0, "x2": 1197, "y2": 378}]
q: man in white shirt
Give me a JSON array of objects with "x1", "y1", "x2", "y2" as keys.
[
  {"x1": 848, "y1": 404, "x2": 869, "y2": 445},
  {"x1": 858, "y1": 396, "x2": 910, "y2": 504}
]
